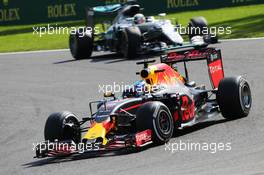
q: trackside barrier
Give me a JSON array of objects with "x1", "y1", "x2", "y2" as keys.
[{"x1": 0, "y1": 0, "x2": 263, "y2": 25}]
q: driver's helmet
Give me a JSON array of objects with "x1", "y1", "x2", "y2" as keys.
[
  {"x1": 134, "y1": 80, "x2": 145, "y2": 95},
  {"x1": 122, "y1": 80, "x2": 145, "y2": 98},
  {"x1": 134, "y1": 13, "x2": 146, "y2": 24}
]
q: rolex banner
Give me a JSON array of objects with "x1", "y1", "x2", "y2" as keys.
[{"x1": 1, "y1": 0, "x2": 263, "y2": 25}]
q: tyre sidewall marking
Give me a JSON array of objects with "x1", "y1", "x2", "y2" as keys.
[
  {"x1": 152, "y1": 105, "x2": 173, "y2": 142},
  {"x1": 238, "y1": 78, "x2": 251, "y2": 113}
]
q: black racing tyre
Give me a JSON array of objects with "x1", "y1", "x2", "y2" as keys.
[
  {"x1": 136, "y1": 101, "x2": 174, "y2": 145},
  {"x1": 188, "y1": 16, "x2": 208, "y2": 39},
  {"x1": 69, "y1": 28, "x2": 93, "y2": 60},
  {"x1": 44, "y1": 111, "x2": 81, "y2": 144},
  {"x1": 203, "y1": 33, "x2": 218, "y2": 44},
  {"x1": 120, "y1": 26, "x2": 141, "y2": 59},
  {"x1": 188, "y1": 16, "x2": 218, "y2": 44},
  {"x1": 217, "y1": 76, "x2": 252, "y2": 120}
]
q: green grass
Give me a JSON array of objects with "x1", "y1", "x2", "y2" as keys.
[
  {"x1": 0, "y1": 4, "x2": 264, "y2": 53},
  {"x1": 0, "y1": 21, "x2": 84, "y2": 52},
  {"x1": 166, "y1": 4, "x2": 264, "y2": 39}
]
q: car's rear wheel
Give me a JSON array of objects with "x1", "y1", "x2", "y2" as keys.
[
  {"x1": 136, "y1": 101, "x2": 174, "y2": 145},
  {"x1": 119, "y1": 26, "x2": 141, "y2": 59},
  {"x1": 69, "y1": 28, "x2": 93, "y2": 60},
  {"x1": 217, "y1": 76, "x2": 252, "y2": 120},
  {"x1": 44, "y1": 111, "x2": 81, "y2": 144}
]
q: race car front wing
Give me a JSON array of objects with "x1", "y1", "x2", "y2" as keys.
[{"x1": 34, "y1": 129, "x2": 152, "y2": 158}]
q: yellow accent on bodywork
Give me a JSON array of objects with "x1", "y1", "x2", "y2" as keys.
[
  {"x1": 83, "y1": 123, "x2": 108, "y2": 145},
  {"x1": 141, "y1": 65, "x2": 159, "y2": 85}
]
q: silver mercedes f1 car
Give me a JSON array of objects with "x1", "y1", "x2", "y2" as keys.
[{"x1": 69, "y1": 0, "x2": 217, "y2": 60}]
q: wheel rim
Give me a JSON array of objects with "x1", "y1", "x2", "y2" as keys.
[
  {"x1": 241, "y1": 84, "x2": 251, "y2": 109},
  {"x1": 63, "y1": 116, "x2": 80, "y2": 143},
  {"x1": 157, "y1": 110, "x2": 171, "y2": 134}
]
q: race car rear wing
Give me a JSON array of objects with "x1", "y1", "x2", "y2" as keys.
[
  {"x1": 85, "y1": 4, "x2": 120, "y2": 28},
  {"x1": 85, "y1": 8, "x2": 95, "y2": 28},
  {"x1": 85, "y1": 5, "x2": 121, "y2": 34},
  {"x1": 85, "y1": 1, "x2": 139, "y2": 28},
  {"x1": 161, "y1": 47, "x2": 224, "y2": 89},
  {"x1": 92, "y1": 4, "x2": 122, "y2": 13}
]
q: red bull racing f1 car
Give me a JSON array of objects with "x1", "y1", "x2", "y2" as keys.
[{"x1": 35, "y1": 45, "x2": 251, "y2": 158}]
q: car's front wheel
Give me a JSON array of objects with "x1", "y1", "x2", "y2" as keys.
[
  {"x1": 136, "y1": 101, "x2": 174, "y2": 145},
  {"x1": 188, "y1": 16, "x2": 218, "y2": 44},
  {"x1": 69, "y1": 28, "x2": 93, "y2": 60},
  {"x1": 44, "y1": 111, "x2": 81, "y2": 144},
  {"x1": 119, "y1": 26, "x2": 141, "y2": 59}
]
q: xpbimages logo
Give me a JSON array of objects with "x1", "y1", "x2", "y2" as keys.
[
  {"x1": 32, "y1": 25, "x2": 100, "y2": 37},
  {"x1": 165, "y1": 140, "x2": 232, "y2": 154}
]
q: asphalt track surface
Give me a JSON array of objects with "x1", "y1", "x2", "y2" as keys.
[{"x1": 0, "y1": 39, "x2": 264, "y2": 175}]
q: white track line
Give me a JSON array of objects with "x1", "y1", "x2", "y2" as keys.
[
  {"x1": 0, "y1": 49, "x2": 68, "y2": 56},
  {"x1": 0, "y1": 37, "x2": 264, "y2": 55},
  {"x1": 220, "y1": 37, "x2": 264, "y2": 42}
]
